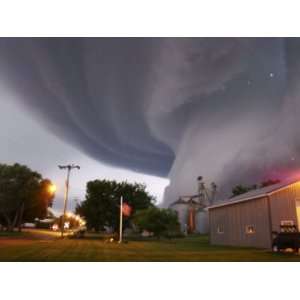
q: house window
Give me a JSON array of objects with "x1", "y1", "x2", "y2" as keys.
[
  {"x1": 246, "y1": 225, "x2": 255, "y2": 234},
  {"x1": 217, "y1": 225, "x2": 224, "y2": 234}
]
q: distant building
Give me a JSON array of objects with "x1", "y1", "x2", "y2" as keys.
[
  {"x1": 170, "y1": 195, "x2": 209, "y2": 234},
  {"x1": 169, "y1": 178, "x2": 217, "y2": 234},
  {"x1": 209, "y1": 178, "x2": 300, "y2": 249}
]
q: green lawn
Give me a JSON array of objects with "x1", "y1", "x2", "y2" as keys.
[{"x1": 1, "y1": 231, "x2": 300, "y2": 261}]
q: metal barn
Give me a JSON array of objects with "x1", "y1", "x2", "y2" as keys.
[{"x1": 208, "y1": 179, "x2": 300, "y2": 249}]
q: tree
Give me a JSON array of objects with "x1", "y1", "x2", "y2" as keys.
[
  {"x1": 75, "y1": 180, "x2": 155, "y2": 232},
  {"x1": 0, "y1": 163, "x2": 55, "y2": 231},
  {"x1": 231, "y1": 184, "x2": 255, "y2": 197},
  {"x1": 260, "y1": 179, "x2": 280, "y2": 188},
  {"x1": 133, "y1": 207, "x2": 180, "y2": 238},
  {"x1": 231, "y1": 179, "x2": 281, "y2": 197}
]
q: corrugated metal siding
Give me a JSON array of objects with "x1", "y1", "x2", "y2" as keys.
[
  {"x1": 209, "y1": 197, "x2": 271, "y2": 248},
  {"x1": 195, "y1": 211, "x2": 209, "y2": 234},
  {"x1": 269, "y1": 182, "x2": 300, "y2": 231}
]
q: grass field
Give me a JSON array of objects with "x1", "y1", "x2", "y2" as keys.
[{"x1": 1, "y1": 229, "x2": 300, "y2": 261}]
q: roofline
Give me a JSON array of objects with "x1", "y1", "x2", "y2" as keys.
[
  {"x1": 267, "y1": 183, "x2": 298, "y2": 196},
  {"x1": 208, "y1": 180, "x2": 300, "y2": 210},
  {"x1": 208, "y1": 193, "x2": 268, "y2": 209}
]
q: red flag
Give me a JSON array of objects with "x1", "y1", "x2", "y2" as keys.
[{"x1": 122, "y1": 202, "x2": 132, "y2": 217}]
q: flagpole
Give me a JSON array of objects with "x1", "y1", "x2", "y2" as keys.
[{"x1": 119, "y1": 196, "x2": 123, "y2": 243}]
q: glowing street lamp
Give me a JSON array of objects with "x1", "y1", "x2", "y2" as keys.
[
  {"x1": 66, "y1": 212, "x2": 73, "y2": 218},
  {"x1": 47, "y1": 183, "x2": 57, "y2": 194}
]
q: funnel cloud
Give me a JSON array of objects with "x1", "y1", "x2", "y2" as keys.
[{"x1": 0, "y1": 38, "x2": 300, "y2": 206}]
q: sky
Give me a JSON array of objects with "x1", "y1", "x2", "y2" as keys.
[
  {"x1": 0, "y1": 92, "x2": 169, "y2": 213},
  {"x1": 1, "y1": 38, "x2": 300, "y2": 210}
]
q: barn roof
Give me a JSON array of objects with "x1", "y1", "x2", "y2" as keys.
[{"x1": 208, "y1": 177, "x2": 300, "y2": 210}]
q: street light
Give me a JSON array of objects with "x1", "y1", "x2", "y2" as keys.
[
  {"x1": 66, "y1": 212, "x2": 73, "y2": 218},
  {"x1": 58, "y1": 164, "x2": 80, "y2": 237},
  {"x1": 47, "y1": 183, "x2": 57, "y2": 194}
]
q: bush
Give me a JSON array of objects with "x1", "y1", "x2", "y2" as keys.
[{"x1": 133, "y1": 207, "x2": 181, "y2": 238}]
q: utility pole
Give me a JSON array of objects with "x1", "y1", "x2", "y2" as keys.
[{"x1": 58, "y1": 164, "x2": 80, "y2": 237}]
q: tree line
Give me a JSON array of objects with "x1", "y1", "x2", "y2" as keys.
[
  {"x1": 75, "y1": 179, "x2": 181, "y2": 237},
  {"x1": 231, "y1": 179, "x2": 281, "y2": 197},
  {"x1": 0, "y1": 162, "x2": 180, "y2": 237}
]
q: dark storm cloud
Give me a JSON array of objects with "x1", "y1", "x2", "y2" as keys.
[
  {"x1": 0, "y1": 38, "x2": 174, "y2": 176},
  {"x1": 1, "y1": 38, "x2": 300, "y2": 205}
]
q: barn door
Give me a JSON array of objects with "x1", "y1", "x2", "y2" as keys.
[{"x1": 296, "y1": 199, "x2": 300, "y2": 231}]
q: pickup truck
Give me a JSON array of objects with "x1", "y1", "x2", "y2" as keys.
[{"x1": 272, "y1": 225, "x2": 300, "y2": 253}]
